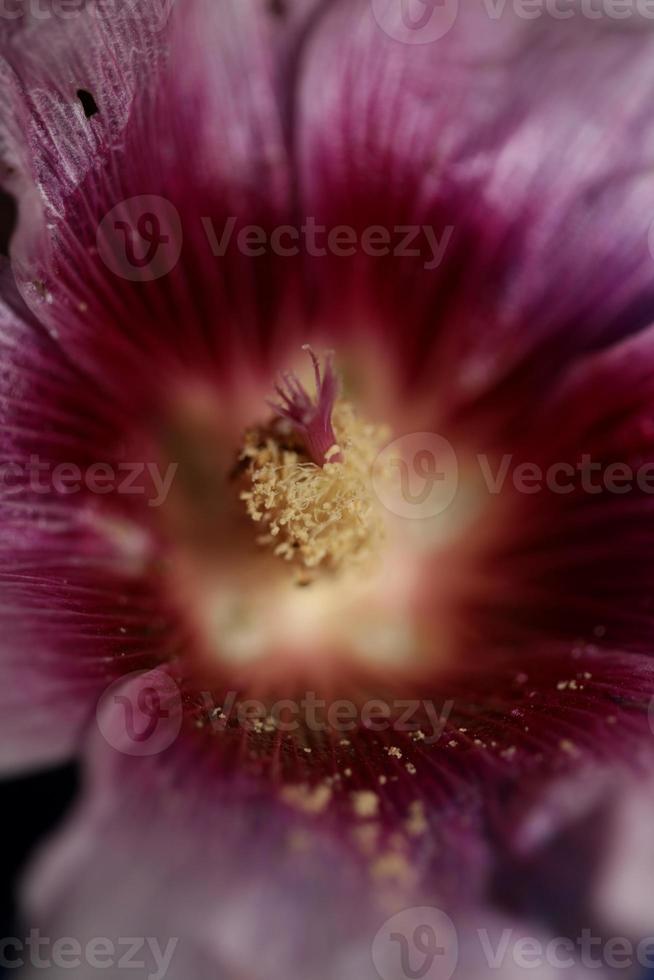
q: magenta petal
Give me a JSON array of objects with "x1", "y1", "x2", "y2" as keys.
[
  {"x1": 0, "y1": 264, "x2": 107, "y2": 770},
  {"x1": 18, "y1": 669, "x2": 643, "y2": 979},
  {"x1": 0, "y1": 0, "x2": 168, "y2": 277},
  {"x1": 1, "y1": 0, "x2": 298, "y2": 394},
  {"x1": 20, "y1": 674, "x2": 422, "y2": 980},
  {"x1": 463, "y1": 324, "x2": 654, "y2": 655},
  {"x1": 3, "y1": 2, "x2": 654, "y2": 962},
  {"x1": 295, "y1": 2, "x2": 654, "y2": 401},
  {"x1": 0, "y1": 261, "x2": 181, "y2": 772}
]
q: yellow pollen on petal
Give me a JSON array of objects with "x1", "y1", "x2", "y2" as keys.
[
  {"x1": 281, "y1": 783, "x2": 333, "y2": 815},
  {"x1": 240, "y1": 400, "x2": 390, "y2": 580},
  {"x1": 351, "y1": 790, "x2": 380, "y2": 819}
]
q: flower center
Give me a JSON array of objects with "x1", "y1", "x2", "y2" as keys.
[
  {"x1": 239, "y1": 348, "x2": 390, "y2": 583},
  {"x1": 149, "y1": 346, "x2": 479, "y2": 684}
]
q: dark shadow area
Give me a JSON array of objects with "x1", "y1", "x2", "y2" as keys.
[
  {"x1": 0, "y1": 190, "x2": 16, "y2": 258},
  {"x1": 76, "y1": 89, "x2": 99, "y2": 119},
  {"x1": 0, "y1": 764, "x2": 79, "y2": 945}
]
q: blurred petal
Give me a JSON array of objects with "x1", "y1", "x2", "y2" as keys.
[
  {"x1": 19, "y1": 672, "x2": 454, "y2": 980},
  {"x1": 19, "y1": 669, "x2": 644, "y2": 979},
  {"x1": 593, "y1": 783, "x2": 654, "y2": 939},
  {"x1": 296, "y1": 0, "x2": 654, "y2": 411},
  {"x1": 458, "y1": 324, "x2": 654, "y2": 654}
]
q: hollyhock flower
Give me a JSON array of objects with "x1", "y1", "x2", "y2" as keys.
[{"x1": 3, "y1": 0, "x2": 654, "y2": 976}]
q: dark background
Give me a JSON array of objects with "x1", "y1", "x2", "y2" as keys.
[{"x1": 0, "y1": 765, "x2": 78, "y2": 944}]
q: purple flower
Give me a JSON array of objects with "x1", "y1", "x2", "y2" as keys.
[{"x1": 2, "y1": 0, "x2": 654, "y2": 976}]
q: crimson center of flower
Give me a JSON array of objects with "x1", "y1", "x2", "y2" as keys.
[{"x1": 239, "y1": 347, "x2": 389, "y2": 585}]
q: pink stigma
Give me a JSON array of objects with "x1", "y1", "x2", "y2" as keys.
[{"x1": 271, "y1": 347, "x2": 342, "y2": 465}]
